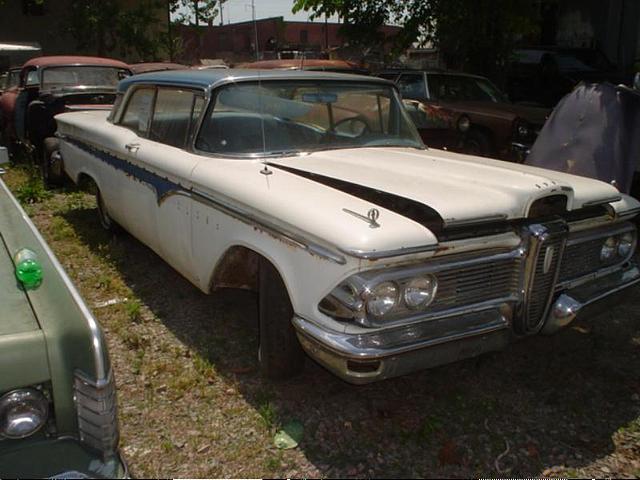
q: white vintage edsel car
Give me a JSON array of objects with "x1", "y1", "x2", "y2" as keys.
[{"x1": 52, "y1": 69, "x2": 640, "y2": 384}]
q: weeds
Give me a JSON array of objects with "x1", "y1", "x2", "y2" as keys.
[
  {"x1": 14, "y1": 166, "x2": 51, "y2": 204},
  {"x1": 126, "y1": 299, "x2": 143, "y2": 322},
  {"x1": 258, "y1": 401, "x2": 277, "y2": 430}
]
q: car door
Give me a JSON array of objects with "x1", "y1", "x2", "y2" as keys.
[
  {"x1": 14, "y1": 67, "x2": 39, "y2": 142},
  {"x1": 110, "y1": 86, "x2": 162, "y2": 251},
  {"x1": 137, "y1": 87, "x2": 206, "y2": 281}
]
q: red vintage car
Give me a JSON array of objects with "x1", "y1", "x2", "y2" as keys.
[
  {"x1": 235, "y1": 58, "x2": 370, "y2": 75},
  {"x1": 0, "y1": 55, "x2": 130, "y2": 182}
]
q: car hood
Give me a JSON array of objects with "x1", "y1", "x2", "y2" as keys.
[
  {"x1": 437, "y1": 100, "x2": 549, "y2": 126},
  {"x1": 192, "y1": 147, "x2": 633, "y2": 258},
  {"x1": 0, "y1": 241, "x2": 40, "y2": 335}
]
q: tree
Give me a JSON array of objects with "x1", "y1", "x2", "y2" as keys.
[
  {"x1": 170, "y1": 0, "x2": 224, "y2": 26},
  {"x1": 67, "y1": 0, "x2": 169, "y2": 60},
  {"x1": 65, "y1": 1, "x2": 226, "y2": 61},
  {"x1": 292, "y1": 0, "x2": 539, "y2": 82}
]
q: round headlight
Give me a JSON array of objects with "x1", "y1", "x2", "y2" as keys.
[
  {"x1": 366, "y1": 281, "x2": 398, "y2": 317},
  {"x1": 457, "y1": 116, "x2": 470, "y2": 132},
  {"x1": 517, "y1": 124, "x2": 530, "y2": 138},
  {"x1": 618, "y1": 232, "x2": 635, "y2": 257},
  {"x1": 600, "y1": 236, "x2": 618, "y2": 262},
  {"x1": 403, "y1": 275, "x2": 438, "y2": 309},
  {"x1": 0, "y1": 389, "x2": 48, "y2": 439}
]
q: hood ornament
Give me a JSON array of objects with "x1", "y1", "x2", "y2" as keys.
[{"x1": 343, "y1": 207, "x2": 381, "y2": 228}]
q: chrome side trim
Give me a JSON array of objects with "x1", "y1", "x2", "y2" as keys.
[
  {"x1": 0, "y1": 178, "x2": 108, "y2": 382},
  {"x1": 190, "y1": 188, "x2": 349, "y2": 265},
  {"x1": 339, "y1": 244, "x2": 438, "y2": 259}
]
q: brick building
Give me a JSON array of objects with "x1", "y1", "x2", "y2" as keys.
[{"x1": 177, "y1": 16, "x2": 401, "y2": 65}]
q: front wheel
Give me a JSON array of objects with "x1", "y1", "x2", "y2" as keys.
[
  {"x1": 463, "y1": 129, "x2": 493, "y2": 157},
  {"x1": 258, "y1": 257, "x2": 305, "y2": 380},
  {"x1": 41, "y1": 138, "x2": 65, "y2": 188},
  {"x1": 96, "y1": 187, "x2": 119, "y2": 233}
]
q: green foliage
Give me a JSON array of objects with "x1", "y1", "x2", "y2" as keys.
[
  {"x1": 66, "y1": 0, "x2": 168, "y2": 60},
  {"x1": 170, "y1": 0, "x2": 225, "y2": 26},
  {"x1": 14, "y1": 166, "x2": 52, "y2": 204},
  {"x1": 293, "y1": 0, "x2": 539, "y2": 82}
]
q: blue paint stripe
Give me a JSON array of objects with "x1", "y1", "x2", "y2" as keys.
[{"x1": 65, "y1": 137, "x2": 182, "y2": 203}]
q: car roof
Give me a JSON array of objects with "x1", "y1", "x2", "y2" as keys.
[
  {"x1": 117, "y1": 68, "x2": 391, "y2": 92},
  {"x1": 235, "y1": 59, "x2": 360, "y2": 69},
  {"x1": 129, "y1": 62, "x2": 190, "y2": 75},
  {"x1": 378, "y1": 69, "x2": 488, "y2": 80},
  {"x1": 24, "y1": 55, "x2": 130, "y2": 69}
]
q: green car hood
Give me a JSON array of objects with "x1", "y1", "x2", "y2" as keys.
[{"x1": 0, "y1": 176, "x2": 111, "y2": 434}]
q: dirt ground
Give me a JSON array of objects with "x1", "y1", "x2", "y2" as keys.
[{"x1": 5, "y1": 166, "x2": 640, "y2": 478}]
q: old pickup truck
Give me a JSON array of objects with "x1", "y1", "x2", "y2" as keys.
[
  {"x1": 0, "y1": 166, "x2": 125, "y2": 476},
  {"x1": 52, "y1": 70, "x2": 639, "y2": 384}
]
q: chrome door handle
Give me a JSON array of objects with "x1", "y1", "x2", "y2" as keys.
[{"x1": 125, "y1": 142, "x2": 140, "y2": 152}]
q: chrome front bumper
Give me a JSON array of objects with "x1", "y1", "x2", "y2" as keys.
[
  {"x1": 294, "y1": 261, "x2": 640, "y2": 384},
  {"x1": 542, "y1": 262, "x2": 640, "y2": 334}
]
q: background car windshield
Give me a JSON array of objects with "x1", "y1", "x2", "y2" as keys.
[
  {"x1": 429, "y1": 74, "x2": 509, "y2": 103},
  {"x1": 41, "y1": 66, "x2": 127, "y2": 89},
  {"x1": 196, "y1": 81, "x2": 423, "y2": 156}
]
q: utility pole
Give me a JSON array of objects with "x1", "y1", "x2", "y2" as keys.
[
  {"x1": 251, "y1": 0, "x2": 260, "y2": 61},
  {"x1": 252, "y1": 0, "x2": 259, "y2": 60}
]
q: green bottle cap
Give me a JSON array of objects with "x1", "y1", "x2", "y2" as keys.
[{"x1": 14, "y1": 249, "x2": 43, "y2": 289}]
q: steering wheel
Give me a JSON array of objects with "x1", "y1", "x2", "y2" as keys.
[{"x1": 332, "y1": 115, "x2": 371, "y2": 137}]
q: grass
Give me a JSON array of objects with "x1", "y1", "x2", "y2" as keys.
[{"x1": 13, "y1": 165, "x2": 52, "y2": 204}]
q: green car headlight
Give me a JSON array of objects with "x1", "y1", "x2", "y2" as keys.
[{"x1": 0, "y1": 388, "x2": 48, "y2": 439}]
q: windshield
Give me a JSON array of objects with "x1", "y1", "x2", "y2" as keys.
[
  {"x1": 195, "y1": 81, "x2": 424, "y2": 156},
  {"x1": 428, "y1": 74, "x2": 509, "y2": 103},
  {"x1": 41, "y1": 66, "x2": 128, "y2": 90},
  {"x1": 555, "y1": 50, "x2": 615, "y2": 72}
]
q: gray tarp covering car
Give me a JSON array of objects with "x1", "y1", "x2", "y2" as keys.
[{"x1": 526, "y1": 82, "x2": 640, "y2": 194}]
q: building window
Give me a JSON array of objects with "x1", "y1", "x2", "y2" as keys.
[
  {"x1": 22, "y1": 0, "x2": 45, "y2": 15},
  {"x1": 300, "y1": 30, "x2": 308, "y2": 44}
]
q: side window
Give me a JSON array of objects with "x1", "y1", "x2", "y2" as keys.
[
  {"x1": 397, "y1": 74, "x2": 426, "y2": 100},
  {"x1": 150, "y1": 88, "x2": 197, "y2": 148},
  {"x1": 25, "y1": 70, "x2": 39, "y2": 87},
  {"x1": 120, "y1": 88, "x2": 155, "y2": 136}
]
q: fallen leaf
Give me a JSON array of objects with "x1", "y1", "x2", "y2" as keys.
[{"x1": 274, "y1": 420, "x2": 304, "y2": 449}]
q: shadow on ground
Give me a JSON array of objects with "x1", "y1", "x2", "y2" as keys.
[{"x1": 64, "y1": 205, "x2": 640, "y2": 477}]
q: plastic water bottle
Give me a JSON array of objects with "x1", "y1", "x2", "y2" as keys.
[{"x1": 14, "y1": 248, "x2": 43, "y2": 289}]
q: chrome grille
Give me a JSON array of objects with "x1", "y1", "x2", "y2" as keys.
[
  {"x1": 74, "y1": 370, "x2": 119, "y2": 455},
  {"x1": 432, "y1": 256, "x2": 521, "y2": 310},
  {"x1": 518, "y1": 223, "x2": 568, "y2": 334},
  {"x1": 526, "y1": 237, "x2": 563, "y2": 329},
  {"x1": 558, "y1": 237, "x2": 607, "y2": 282}
]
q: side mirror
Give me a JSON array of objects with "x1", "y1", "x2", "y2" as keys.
[{"x1": 634, "y1": 72, "x2": 640, "y2": 91}]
